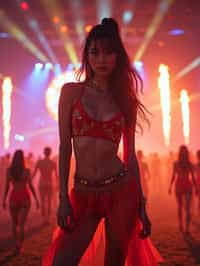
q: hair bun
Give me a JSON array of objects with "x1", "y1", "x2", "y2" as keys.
[{"x1": 101, "y1": 18, "x2": 119, "y2": 34}]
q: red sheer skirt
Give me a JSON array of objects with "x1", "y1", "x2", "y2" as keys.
[{"x1": 42, "y1": 176, "x2": 163, "y2": 266}]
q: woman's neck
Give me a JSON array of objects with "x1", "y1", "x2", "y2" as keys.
[{"x1": 92, "y1": 76, "x2": 109, "y2": 92}]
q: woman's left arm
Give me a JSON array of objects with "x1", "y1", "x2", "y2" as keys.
[
  {"x1": 123, "y1": 125, "x2": 145, "y2": 203},
  {"x1": 123, "y1": 119, "x2": 151, "y2": 239}
]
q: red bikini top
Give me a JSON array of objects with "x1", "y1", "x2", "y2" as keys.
[{"x1": 71, "y1": 88, "x2": 125, "y2": 144}]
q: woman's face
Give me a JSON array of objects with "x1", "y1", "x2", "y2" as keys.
[{"x1": 87, "y1": 39, "x2": 117, "y2": 79}]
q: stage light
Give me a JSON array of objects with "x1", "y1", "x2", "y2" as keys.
[
  {"x1": 45, "y1": 63, "x2": 53, "y2": 69},
  {"x1": 158, "y1": 64, "x2": 171, "y2": 146},
  {"x1": 134, "y1": 61, "x2": 143, "y2": 69},
  {"x1": 123, "y1": 10, "x2": 134, "y2": 24},
  {"x1": 35, "y1": 63, "x2": 43, "y2": 70},
  {"x1": 46, "y1": 71, "x2": 84, "y2": 120},
  {"x1": 85, "y1": 25, "x2": 92, "y2": 33},
  {"x1": 0, "y1": 10, "x2": 48, "y2": 62},
  {"x1": 40, "y1": 0, "x2": 78, "y2": 64},
  {"x1": 173, "y1": 57, "x2": 200, "y2": 81},
  {"x1": 0, "y1": 32, "x2": 10, "y2": 38},
  {"x1": 60, "y1": 25, "x2": 68, "y2": 33},
  {"x1": 53, "y1": 16, "x2": 60, "y2": 24},
  {"x1": 168, "y1": 28, "x2": 184, "y2": 36},
  {"x1": 20, "y1": 2, "x2": 29, "y2": 11},
  {"x1": 96, "y1": 0, "x2": 112, "y2": 22},
  {"x1": 54, "y1": 64, "x2": 62, "y2": 75},
  {"x1": 134, "y1": 0, "x2": 175, "y2": 61},
  {"x1": 180, "y1": 90, "x2": 190, "y2": 145},
  {"x1": 15, "y1": 134, "x2": 25, "y2": 142},
  {"x1": 68, "y1": 1, "x2": 85, "y2": 41},
  {"x1": 26, "y1": 17, "x2": 58, "y2": 64},
  {"x1": 67, "y1": 63, "x2": 74, "y2": 71},
  {"x1": 2, "y1": 77, "x2": 13, "y2": 149}
]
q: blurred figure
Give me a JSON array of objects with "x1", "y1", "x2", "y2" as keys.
[
  {"x1": 150, "y1": 153, "x2": 162, "y2": 194},
  {"x1": 32, "y1": 147, "x2": 58, "y2": 222},
  {"x1": 2, "y1": 150, "x2": 39, "y2": 253},
  {"x1": 137, "y1": 150, "x2": 151, "y2": 200},
  {"x1": 194, "y1": 150, "x2": 200, "y2": 212},
  {"x1": 26, "y1": 152, "x2": 35, "y2": 175},
  {"x1": 168, "y1": 145, "x2": 197, "y2": 233},
  {"x1": 0, "y1": 153, "x2": 11, "y2": 198}
]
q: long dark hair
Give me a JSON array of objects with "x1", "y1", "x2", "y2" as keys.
[
  {"x1": 177, "y1": 145, "x2": 191, "y2": 168},
  {"x1": 9, "y1": 150, "x2": 25, "y2": 181},
  {"x1": 77, "y1": 17, "x2": 149, "y2": 131}
]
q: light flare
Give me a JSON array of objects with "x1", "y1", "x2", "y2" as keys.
[
  {"x1": 158, "y1": 64, "x2": 171, "y2": 146},
  {"x1": 2, "y1": 77, "x2": 13, "y2": 149},
  {"x1": 46, "y1": 71, "x2": 83, "y2": 120},
  {"x1": 173, "y1": 57, "x2": 200, "y2": 81},
  {"x1": 40, "y1": 0, "x2": 78, "y2": 64},
  {"x1": 180, "y1": 90, "x2": 190, "y2": 145},
  {"x1": 134, "y1": 0, "x2": 175, "y2": 61},
  {"x1": 0, "y1": 9, "x2": 48, "y2": 62}
]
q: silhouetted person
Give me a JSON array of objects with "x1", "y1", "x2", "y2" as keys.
[
  {"x1": 32, "y1": 147, "x2": 58, "y2": 222},
  {"x1": 2, "y1": 150, "x2": 39, "y2": 253}
]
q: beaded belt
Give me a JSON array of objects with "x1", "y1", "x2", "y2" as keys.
[{"x1": 74, "y1": 168, "x2": 128, "y2": 188}]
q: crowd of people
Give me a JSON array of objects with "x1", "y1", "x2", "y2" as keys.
[{"x1": 0, "y1": 145, "x2": 200, "y2": 256}]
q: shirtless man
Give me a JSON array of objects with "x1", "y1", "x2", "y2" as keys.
[{"x1": 32, "y1": 147, "x2": 58, "y2": 222}]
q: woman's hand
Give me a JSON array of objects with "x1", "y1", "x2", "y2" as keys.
[
  {"x1": 139, "y1": 205, "x2": 151, "y2": 239},
  {"x1": 57, "y1": 197, "x2": 75, "y2": 231}
]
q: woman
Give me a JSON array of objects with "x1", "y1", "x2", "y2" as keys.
[
  {"x1": 43, "y1": 18, "x2": 163, "y2": 266},
  {"x1": 2, "y1": 150, "x2": 39, "y2": 252},
  {"x1": 169, "y1": 145, "x2": 197, "y2": 233}
]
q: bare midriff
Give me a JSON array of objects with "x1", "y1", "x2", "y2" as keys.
[{"x1": 72, "y1": 136, "x2": 131, "y2": 191}]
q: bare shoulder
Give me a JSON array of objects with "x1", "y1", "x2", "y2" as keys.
[{"x1": 60, "y1": 82, "x2": 84, "y2": 102}]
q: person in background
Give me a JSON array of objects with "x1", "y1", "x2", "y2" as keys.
[
  {"x1": 169, "y1": 145, "x2": 198, "y2": 233},
  {"x1": 32, "y1": 147, "x2": 58, "y2": 222},
  {"x1": 2, "y1": 149, "x2": 39, "y2": 253}
]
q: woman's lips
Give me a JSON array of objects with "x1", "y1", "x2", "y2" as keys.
[{"x1": 96, "y1": 66, "x2": 107, "y2": 71}]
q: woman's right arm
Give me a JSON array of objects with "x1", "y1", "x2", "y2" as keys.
[{"x1": 57, "y1": 83, "x2": 76, "y2": 229}]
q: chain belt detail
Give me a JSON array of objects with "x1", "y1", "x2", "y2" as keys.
[{"x1": 74, "y1": 168, "x2": 128, "y2": 188}]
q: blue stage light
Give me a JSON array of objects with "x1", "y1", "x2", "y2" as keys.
[
  {"x1": 168, "y1": 29, "x2": 185, "y2": 36},
  {"x1": 123, "y1": 11, "x2": 134, "y2": 24},
  {"x1": 35, "y1": 63, "x2": 43, "y2": 70}
]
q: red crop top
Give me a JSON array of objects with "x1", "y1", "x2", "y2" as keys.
[{"x1": 71, "y1": 89, "x2": 125, "y2": 144}]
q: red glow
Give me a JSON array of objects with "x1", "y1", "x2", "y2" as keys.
[
  {"x1": 20, "y1": 2, "x2": 29, "y2": 11},
  {"x1": 53, "y1": 16, "x2": 60, "y2": 24},
  {"x1": 60, "y1": 25, "x2": 68, "y2": 33},
  {"x1": 85, "y1": 25, "x2": 92, "y2": 33}
]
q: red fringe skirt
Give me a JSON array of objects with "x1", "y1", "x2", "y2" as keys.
[{"x1": 42, "y1": 177, "x2": 163, "y2": 265}]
